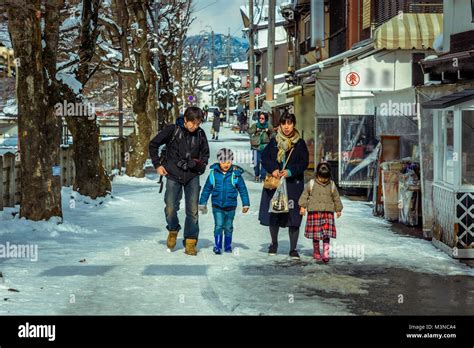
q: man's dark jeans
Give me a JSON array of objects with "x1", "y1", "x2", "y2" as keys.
[{"x1": 164, "y1": 176, "x2": 200, "y2": 240}]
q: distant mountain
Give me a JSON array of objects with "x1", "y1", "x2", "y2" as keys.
[{"x1": 185, "y1": 34, "x2": 249, "y2": 66}]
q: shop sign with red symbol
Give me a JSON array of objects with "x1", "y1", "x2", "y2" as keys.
[{"x1": 346, "y1": 72, "x2": 360, "y2": 87}]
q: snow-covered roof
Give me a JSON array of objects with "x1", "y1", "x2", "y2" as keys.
[
  {"x1": 216, "y1": 62, "x2": 248, "y2": 71},
  {"x1": 60, "y1": 15, "x2": 81, "y2": 31},
  {"x1": 0, "y1": 98, "x2": 17, "y2": 117},
  {"x1": 280, "y1": 1, "x2": 294, "y2": 8},
  {"x1": 200, "y1": 84, "x2": 213, "y2": 92},
  {"x1": 240, "y1": 4, "x2": 285, "y2": 26},
  {"x1": 231, "y1": 61, "x2": 248, "y2": 71},
  {"x1": 274, "y1": 73, "x2": 288, "y2": 80},
  {"x1": 255, "y1": 26, "x2": 288, "y2": 49}
]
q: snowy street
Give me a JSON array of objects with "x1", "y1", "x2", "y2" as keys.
[{"x1": 0, "y1": 122, "x2": 473, "y2": 316}]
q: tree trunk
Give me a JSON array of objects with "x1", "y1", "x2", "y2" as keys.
[
  {"x1": 66, "y1": 0, "x2": 111, "y2": 199},
  {"x1": 124, "y1": 0, "x2": 155, "y2": 177},
  {"x1": 158, "y1": 53, "x2": 176, "y2": 127},
  {"x1": 7, "y1": 0, "x2": 63, "y2": 220},
  {"x1": 67, "y1": 118, "x2": 112, "y2": 197}
]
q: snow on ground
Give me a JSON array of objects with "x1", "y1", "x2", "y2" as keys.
[{"x1": 0, "y1": 121, "x2": 472, "y2": 315}]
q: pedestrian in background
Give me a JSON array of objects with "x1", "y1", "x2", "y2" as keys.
[
  {"x1": 248, "y1": 112, "x2": 274, "y2": 182},
  {"x1": 212, "y1": 108, "x2": 221, "y2": 140}
]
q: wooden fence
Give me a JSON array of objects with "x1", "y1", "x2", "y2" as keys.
[{"x1": 0, "y1": 137, "x2": 131, "y2": 211}]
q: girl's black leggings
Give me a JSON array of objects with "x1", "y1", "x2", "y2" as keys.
[{"x1": 269, "y1": 225, "x2": 299, "y2": 251}]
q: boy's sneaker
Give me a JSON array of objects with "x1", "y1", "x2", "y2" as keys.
[
  {"x1": 289, "y1": 250, "x2": 300, "y2": 260},
  {"x1": 268, "y1": 243, "x2": 278, "y2": 255}
]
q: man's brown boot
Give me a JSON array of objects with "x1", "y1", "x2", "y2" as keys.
[
  {"x1": 167, "y1": 231, "x2": 178, "y2": 249},
  {"x1": 184, "y1": 239, "x2": 198, "y2": 256}
]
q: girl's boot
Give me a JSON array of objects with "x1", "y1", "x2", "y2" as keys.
[
  {"x1": 313, "y1": 240, "x2": 321, "y2": 261},
  {"x1": 322, "y1": 241, "x2": 330, "y2": 263}
]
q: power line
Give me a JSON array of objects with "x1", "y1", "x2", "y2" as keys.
[{"x1": 193, "y1": 0, "x2": 219, "y2": 13}]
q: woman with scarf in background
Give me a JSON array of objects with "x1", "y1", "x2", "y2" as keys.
[{"x1": 248, "y1": 112, "x2": 274, "y2": 182}]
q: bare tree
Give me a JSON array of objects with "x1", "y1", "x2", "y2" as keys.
[
  {"x1": 151, "y1": 0, "x2": 194, "y2": 126},
  {"x1": 97, "y1": 0, "x2": 193, "y2": 177},
  {"x1": 182, "y1": 36, "x2": 208, "y2": 103},
  {"x1": 56, "y1": 0, "x2": 112, "y2": 199}
]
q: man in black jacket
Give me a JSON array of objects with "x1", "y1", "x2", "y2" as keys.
[{"x1": 149, "y1": 107, "x2": 210, "y2": 256}]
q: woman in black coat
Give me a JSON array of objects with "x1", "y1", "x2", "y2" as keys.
[
  {"x1": 259, "y1": 112, "x2": 309, "y2": 259},
  {"x1": 212, "y1": 109, "x2": 221, "y2": 140}
]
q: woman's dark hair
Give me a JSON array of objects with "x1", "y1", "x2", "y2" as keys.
[
  {"x1": 258, "y1": 112, "x2": 267, "y2": 120},
  {"x1": 316, "y1": 162, "x2": 331, "y2": 179},
  {"x1": 184, "y1": 107, "x2": 204, "y2": 122},
  {"x1": 279, "y1": 112, "x2": 296, "y2": 126}
]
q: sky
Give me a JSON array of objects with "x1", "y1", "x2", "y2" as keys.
[{"x1": 188, "y1": 0, "x2": 248, "y2": 37}]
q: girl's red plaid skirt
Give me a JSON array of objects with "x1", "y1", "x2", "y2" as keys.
[{"x1": 304, "y1": 211, "x2": 337, "y2": 240}]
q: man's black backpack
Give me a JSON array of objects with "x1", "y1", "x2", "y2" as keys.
[{"x1": 157, "y1": 125, "x2": 181, "y2": 167}]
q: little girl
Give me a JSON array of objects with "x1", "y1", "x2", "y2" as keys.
[{"x1": 298, "y1": 162, "x2": 343, "y2": 263}]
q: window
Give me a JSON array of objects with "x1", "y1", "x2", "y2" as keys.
[
  {"x1": 436, "y1": 111, "x2": 445, "y2": 182},
  {"x1": 462, "y1": 110, "x2": 474, "y2": 185},
  {"x1": 340, "y1": 115, "x2": 377, "y2": 185},
  {"x1": 443, "y1": 110, "x2": 455, "y2": 184},
  {"x1": 304, "y1": 17, "x2": 311, "y2": 41},
  {"x1": 472, "y1": 0, "x2": 474, "y2": 22},
  {"x1": 362, "y1": 0, "x2": 371, "y2": 29}
]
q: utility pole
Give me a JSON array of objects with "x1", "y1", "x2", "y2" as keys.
[
  {"x1": 118, "y1": 73, "x2": 124, "y2": 172},
  {"x1": 211, "y1": 30, "x2": 215, "y2": 106},
  {"x1": 249, "y1": 0, "x2": 256, "y2": 115},
  {"x1": 266, "y1": 0, "x2": 276, "y2": 102},
  {"x1": 225, "y1": 27, "x2": 232, "y2": 122},
  {"x1": 153, "y1": 1, "x2": 160, "y2": 133}
]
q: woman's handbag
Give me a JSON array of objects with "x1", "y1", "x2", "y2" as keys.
[
  {"x1": 269, "y1": 177, "x2": 289, "y2": 214},
  {"x1": 263, "y1": 147, "x2": 294, "y2": 190}
]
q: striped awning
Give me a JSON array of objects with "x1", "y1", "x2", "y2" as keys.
[{"x1": 374, "y1": 13, "x2": 443, "y2": 50}]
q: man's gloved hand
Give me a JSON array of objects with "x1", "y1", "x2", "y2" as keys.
[
  {"x1": 187, "y1": 158, "x2": 197, "y2": 169},
  {"x1": 198, "y1": 205, "x2": 208, "y2": 215},
  {"x1": 178, "y1": 153, "x2": 200, "y2": 171},
  {"x1": 177, "y1": 159, "x2": 189, "y2": 171}
]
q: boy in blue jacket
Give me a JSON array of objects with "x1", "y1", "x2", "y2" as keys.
[{"x1": 199, "y1": 148, "x2": 250, "y2": 254}]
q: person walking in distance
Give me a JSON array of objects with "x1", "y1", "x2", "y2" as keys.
[
  {"x1": 212, "y1": 108, "x2": 221, "y2": 140},
  {"x1": 248, "y1": 112, "x2": 274, "y2": 182}
]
